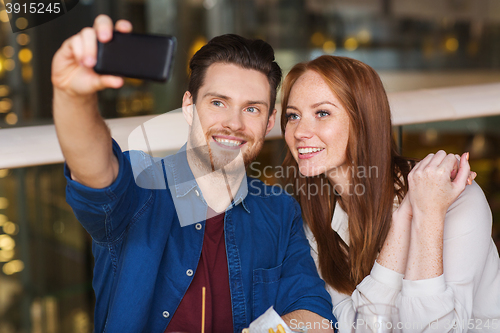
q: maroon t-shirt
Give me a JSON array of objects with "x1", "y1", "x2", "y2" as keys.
[{"x1": 165, "y1": 210, "x2": 233, "y2": 333}]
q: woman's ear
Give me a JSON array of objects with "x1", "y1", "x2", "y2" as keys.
[{"x1": 182, "y1": 91, "x2": 194, "y2": 126}]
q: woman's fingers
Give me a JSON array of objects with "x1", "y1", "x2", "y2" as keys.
[
  {"x1": 439, "y1": 152, "x2": 475, "y2": 186},
  {"x1": 411, "y1": 152, "x2": 435, "y2": 173},
  {"x1": 453, "y1": 152, "x2": 471, "y2": 188},
  {"x1": 439, "y1": 153, "x2": 459, "y2": 178},
  {"x1": 471, "y1": 171, "x2": 477, "y2": 181},
  {"x1": 426, "y1": 150, "x2": 447, "y2": 168}
]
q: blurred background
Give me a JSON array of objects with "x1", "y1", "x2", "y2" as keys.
[{"x1": 0, "y1": 0, "x2": 500, "y2": 332}]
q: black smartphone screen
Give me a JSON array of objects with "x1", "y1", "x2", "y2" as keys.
[{"x1": 94, "y1": 32, "x2": 176, "y2": 82}]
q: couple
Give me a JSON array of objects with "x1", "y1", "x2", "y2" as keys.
[{"x1": 51, "y1": 15, "x2": 499, "y2": 333}]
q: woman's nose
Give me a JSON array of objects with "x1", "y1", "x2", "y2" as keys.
[{"x1": 293, "y1": 118, "x2": 314, "y2": 140}]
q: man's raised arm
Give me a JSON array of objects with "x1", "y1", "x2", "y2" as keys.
[{"x1": 52, "y1": 15, "x2": 131, "y2": 188}]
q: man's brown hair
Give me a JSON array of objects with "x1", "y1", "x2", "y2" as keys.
[{"x1": 188, "y1": 34, "x2": 282, "y2": 115}]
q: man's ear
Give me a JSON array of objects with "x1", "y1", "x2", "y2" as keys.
[
  {"x1": 265, "y1": 109, "x2": 278, "y2": 136},
  {"x1": 182, "y1": 91, "x2": 194, "y2": 126}
]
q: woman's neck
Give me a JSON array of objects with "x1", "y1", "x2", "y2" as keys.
[{"x1": 326, "y1": 164, "x2": 352, "y2": 203}]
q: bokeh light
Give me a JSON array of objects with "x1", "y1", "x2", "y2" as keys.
[
  {"x1": 344, "y1": 37, "x2": 358, "y2": 51},
  {"x1": 445, "y1": 37, "x2": 459, "y2": 52},
  {"x1": 16, "y1": 17, "x2": 28, "y2": 30},
  {"x1": 323, "y1": 40, "x2": 336, "y2": 53},
  {"x1": 0, "y1": 249, "x2": 14, "y2": 262},
  {"x1": 357, "y1": 29, "x2": 371, "y2": 44},
  {"x1": 2, "y1": 46, "x2": 14, "y2": 58},
  {"x1": 22, "y1": 65, "x2": 33, "y2": 82},
  {"x1": 4, "y1": 59, "x2": 15, "y2": 71},
  {"x1": 0, "y1": 85, "x2": 10, "y2": 97},
  {"x1": 0, "y1": 98, "x2": 12, "y2": 113},
  {"x1": 0, "y1": 169, "x2": 8, "y2": 178},
  {"x1": 187, "y1": 36, "x2": 207, "y2": 74},
  {"x1": 3, "y1": 222, "x2": 18, "y2": 235},
  {"x1": 17, "y1": 33, "x2": 30, "y2": 45},
  {"x1": 131, "y1": 99, "x2": 143, "y2": 112},
  {"x1": 0, "y1": 234, "x2": 15, "y2": 250},
  {"x1": 5, "y1": 112, "x2": 18, "y2": 125},
  {"x1": 0, "y1": 10, "x2": 9, "y2": 23},
  {"x1": 18, "y1": 48, "x2": 32, "y2": 63},
  {"x1": 311, "y1": 32, "x2": 325, "y2": 47},
  {"x1": 3, "y1": 260, "x2": 24, "y2": 275},
  {"x1": 0, "y1": 197, "x2": 9, "y2": 209}
]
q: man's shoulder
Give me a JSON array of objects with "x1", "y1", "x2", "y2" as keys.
[{"x1": 124, "y1": 150, "x2": 174, "y2": 190}]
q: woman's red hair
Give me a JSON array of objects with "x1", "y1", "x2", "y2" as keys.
[{"x1": 281, "y1": 56, "x2": 414, "y2": 294}]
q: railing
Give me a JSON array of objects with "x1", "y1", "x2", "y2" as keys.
[{"x1": 1, "y1": 82, "x2": 500, "y2": 169}]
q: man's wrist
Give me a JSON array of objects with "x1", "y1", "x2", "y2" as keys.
[{"x1": 53, "y1": 87, "x2": 97, "y2": 107}]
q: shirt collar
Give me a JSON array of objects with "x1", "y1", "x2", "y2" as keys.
[{"x1": 164, "y1": 144, "x2": 250, "y2": 213}]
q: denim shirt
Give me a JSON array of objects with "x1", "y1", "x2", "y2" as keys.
[{"x1": 65, "y1": 140, "x2": 335, "y2": 333}]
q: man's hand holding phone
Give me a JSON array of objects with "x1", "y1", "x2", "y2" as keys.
[
  {"x1": 52, "y1": 15, "x2": 175, "y2": 188},
  {"x1": 51, "y1": 15, "x2": 129, "y2": 97},
  {"x1": 51, "y1": 15, "x2": 133, "y2": 190}
]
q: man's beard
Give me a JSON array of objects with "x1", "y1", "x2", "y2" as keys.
[{"x1": 188, "y1": 128, "x2": 263, "y2": 176}]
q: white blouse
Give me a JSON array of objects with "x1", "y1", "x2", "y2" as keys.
[{"x1": 305, "y1": 182, "x2": 500, "y2": 332}]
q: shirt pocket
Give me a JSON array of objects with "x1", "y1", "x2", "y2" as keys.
[{"x1": 252, "y1": 263, "x2": 282, "y2": 319}]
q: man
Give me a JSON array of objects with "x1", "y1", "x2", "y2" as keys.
[{"x1": 52, "y1": 15, "x2": 335, "y2": 333}]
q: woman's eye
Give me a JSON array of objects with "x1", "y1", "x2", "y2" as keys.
[
  {"x1": 212, "y1": 100, "x2": 223, "y2": 107},
  {"x1": 286, "y1": 113, "x2": 299, "y2": 120},
  {"x1": 317, "y1": 110, "x2": 329, "y2": 118}
]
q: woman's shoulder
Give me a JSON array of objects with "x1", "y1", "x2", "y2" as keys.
[
  {"x1": 449, "y1": 180, "x2": 490, "y2": 213},
  {"x1": 444, "y1": 181, "x2": 492, "y2": 238}
]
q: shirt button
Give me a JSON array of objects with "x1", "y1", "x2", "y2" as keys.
[
  {"x1": 195, "y1": 223, "x2": 202, "y2": 230},
  {"x1": 186, "y1": 269, "x2": 194, "y2": 277},
  {"x1": 162, "y1": 311, "x2": 170, "y2": 318},
  {"x1": 194, "y1": 189, "x2": 200, "y2": 197}
]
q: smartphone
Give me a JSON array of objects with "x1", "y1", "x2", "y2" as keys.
[{"x1": 94, "y1": 32, "x2": 176, "y2": 82}]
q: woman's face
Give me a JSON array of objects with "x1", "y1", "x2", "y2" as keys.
[{"x1": 284, "y1": 70, "x2": 350, "y2": 178}]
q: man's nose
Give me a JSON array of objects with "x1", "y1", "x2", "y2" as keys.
[{"x1": 221, "y1": 109, "x2": 245, "y2": 132}]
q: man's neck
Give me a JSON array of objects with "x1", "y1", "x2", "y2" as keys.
[{"x1": 186, "y1": 145, "x2": 246, "y2": 213}]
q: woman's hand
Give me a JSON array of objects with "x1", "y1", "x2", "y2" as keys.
[
  {"x1": 407, "y1": 150, "x2": 471, "y2": 221},
  {"x1": 404, "y1": 150, "x2": 473, "y2": 280}
]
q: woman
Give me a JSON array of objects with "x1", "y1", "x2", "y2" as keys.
[{"x1": 281, "y1": 55, "x2": 500, "y2": 332}]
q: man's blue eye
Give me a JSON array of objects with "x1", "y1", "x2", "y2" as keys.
[
  {"x1": 212, "y1": 101, "x2": 223, "y2": 107},
  {"x1": 247, "y1": 107, "x2": 257, "y2": 113}
]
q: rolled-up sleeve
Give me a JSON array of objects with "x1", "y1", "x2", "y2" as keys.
[{"x1": 65, "y1": 139, "x2": 143, "y2": 243}]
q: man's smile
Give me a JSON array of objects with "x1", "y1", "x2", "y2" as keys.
[{"x1": 212, "y1": 135, "x2": 246, "y2": 149}]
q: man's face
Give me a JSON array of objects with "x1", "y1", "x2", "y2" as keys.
[{"x1": 183, "y1": 63, "x2": 276, "y2": 173}]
